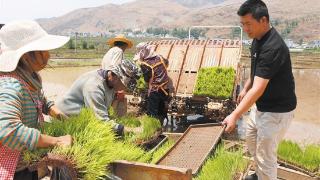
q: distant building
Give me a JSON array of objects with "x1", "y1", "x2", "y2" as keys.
[
  {"x1": 307, "y1": 40, "x2": 320, "y2": 48},
  {"x1": 285, "y1": 39, "x2": 298, "y2": 48},
  {"x1": 242, "y1": 40, "x2": 252, "y2": 46}
]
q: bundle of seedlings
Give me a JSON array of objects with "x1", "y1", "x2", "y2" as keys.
[
  {"x1": 118, "y1": 115, "x2": 162, "y2": 147},
  {"x1": 277, "y1": 140, "x2": 320, "y2": 176},
  {"x1": 194, "y1": 67, "x2": 236, "y2": 99},
  {"x1": 195, "y1": 146, "x2": 249, "y2": 180},
  {"x1": 22, "y1": 109, "x2": 147, "y2": 179}
]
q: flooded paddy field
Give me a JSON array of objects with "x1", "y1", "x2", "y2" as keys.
[{"x1": 40, "y1": 58, "x2": 320, "y2": 145}]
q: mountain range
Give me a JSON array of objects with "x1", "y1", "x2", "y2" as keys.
[{"x1": 37, "y1": 0, "x2": 320, "y2": 41}]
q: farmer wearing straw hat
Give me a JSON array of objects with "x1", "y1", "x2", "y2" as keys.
[
  {"x1": 101, "y1": 34, "x2": 133, "y2": 69},
  {"x1": 56, "y1": 59, "x2": 141, "y2": 136},
  {"x1": 0, "y1": 20, "x2": 72, "y2": 179},
  {"x1": 101, "y1": 35, "x2": 133, "y2": 116}
]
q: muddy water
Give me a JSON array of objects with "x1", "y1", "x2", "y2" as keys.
[
  {"x1": 40, "y1": 66, "x2": 97, "y2": 100},
  {"x1": 40, "y1": 67, "x2": 320, "y2": 144}
]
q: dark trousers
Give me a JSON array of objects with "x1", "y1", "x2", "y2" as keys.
[
  {"x1": 147, "y1": 91, "x2": 169, "y2": 124},
  {"x1": 14, "y1": 169, "x2": 37, "y2": 180}
]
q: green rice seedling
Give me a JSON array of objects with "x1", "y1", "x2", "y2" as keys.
[
  {"x1": 122, "y1": 115, "x2": 161, "y2": 143},
  {"x1": 195, "y1": 146, "x2": 249, "y2": 180},
  {"x1": 194, "y1": 67, "x2": 235, "y2": 99},
  {"x1": 22, "y1": 149, "x2": 48, "y2": 165},
  {"x1": 116, "y1": 115, "x2": 141, "y2": 127},
  {"x1": 149, "y1": 139, "x2": 175, "y2": 164},
  {"x1": 278, "y1": 140, "x2": 320, "y2": 172},
  {"x1": 136, "y1": 75, "x2": 147, "y2": 93},
  {"x1": 23, "y1": 109, "x2": 149, "y2": 179},
  {"x1": 108, "y1": 106, "x2": 117, "y2": 119},
  {"x1": 136, "y1": 115, "x2": 161, "y2": 141}
]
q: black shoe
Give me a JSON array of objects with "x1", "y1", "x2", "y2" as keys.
[{"x1": 244, "y1": 173, "x2": 258, "y2": 180}]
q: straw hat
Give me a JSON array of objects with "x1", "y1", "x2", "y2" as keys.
[
  {"x1": 0, "y1": 20, "x2": 70, "y2": 72},
  {"x1": 107, "y1": 34, "x2": 133, "y2": 48}
]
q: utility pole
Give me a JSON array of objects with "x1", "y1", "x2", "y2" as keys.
[{"x1": 75, "y1": 32, "x2": 78, "y2": 53}]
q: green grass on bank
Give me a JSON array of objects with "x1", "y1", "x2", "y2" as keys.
[{"x1": 278, "y1": 140, "x2": 320, "y2": 172}]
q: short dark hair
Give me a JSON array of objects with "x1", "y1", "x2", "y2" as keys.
[
  {"x1": 237, "y1": 0, "x2": 269, "y2": 21},
  {"x1": 114, "y1": 41, "x2": 128, "y2": 48}
]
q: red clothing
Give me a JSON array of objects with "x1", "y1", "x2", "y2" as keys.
[{"x1": 0, "y1": 145, "x2": 20, "y2": 180}]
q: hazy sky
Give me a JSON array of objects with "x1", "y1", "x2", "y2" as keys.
[{"x1": 0, "y1": 0, "x2": 135, "y2": 23}]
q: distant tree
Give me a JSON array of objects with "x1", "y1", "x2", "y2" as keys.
[
  {"x1": 146, "y1": 27, "x2": 169, "y2": 36},
  {"x1": 190, "y1": 29, "x2": 207, "y2": 39},
  {"x1": 89, "y1": 44, "x2": 95, "y2": 49},
  {"x1": 171, "y1": 28, "x2": 188, "y2": 39},
  {"x1": 82, "y1": 41, "x2": 88, "y2": 49},
  {"x1": 124, "y1": 28, "x2": 133, "y2": 32},
  {"x1": 133, "y1": 30, "x2": 142, "y2": 35},
  {"x1": 231, "y1": 28, "x2": 241, "y2": 39},
  {"x1": 68, "y1": 39, "x2": 75, "y2": 49},
  {"x1": 271, "y1": 19, "x2": 280, "y2": 26}
]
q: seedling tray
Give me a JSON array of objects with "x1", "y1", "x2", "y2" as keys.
[{"x1": 156, "y1": 123, "x2": 225, "y2": 174}]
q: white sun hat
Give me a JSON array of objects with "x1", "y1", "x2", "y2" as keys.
[{"x1": 0, "y1": 20, "x2": 70, "y2": 72}]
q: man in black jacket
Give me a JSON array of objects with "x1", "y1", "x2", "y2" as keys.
[{"x1": 222, "y1": 1, "x2": 297, "y2": 179}]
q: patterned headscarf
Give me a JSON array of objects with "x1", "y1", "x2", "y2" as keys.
[
  {"x1": 110, "y1": 59, "x2": 141, "y2": 92},
  {"x1": 133, "y1": 42, "x2": 157, "y2": 61}
]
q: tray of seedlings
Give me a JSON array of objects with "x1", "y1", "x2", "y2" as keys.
[
  {"x1": 21, "y1": 109, "x2": 173, "y2": 179},
  {"x1": 194, "y1": 145, "x2": 250, "y2": 180},
  {"x1": 277, "y1": 140, "x2": 320, "y2": 178},
  {"x1": 193, "y1": 67, "x2": 236, "y2": 99}
]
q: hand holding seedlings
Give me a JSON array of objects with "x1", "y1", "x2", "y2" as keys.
[
  {"x1": 124, "y1": 126, "x2": 143, "y2": 133},
  {"x1": 37, "y1": 134, "x2": 73, "y2": 148},
  {"x1": 49, "y1": 105, "x2": 69, "y2": 120},
  {"x1": 56, "y1": 135, "x2": 73, "y2": 147}
]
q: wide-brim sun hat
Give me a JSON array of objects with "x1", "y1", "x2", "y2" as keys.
[
  {"x1": 107, "y1": 34, "x2": 133, "y2": 49},
  {"x1": 0, "y1": 20, "x2": 70, "y2": 72}
]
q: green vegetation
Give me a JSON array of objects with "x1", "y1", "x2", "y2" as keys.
[
  {"x1": 48, "y1": 58, "x2": 101, "y2": 67},
  {"x1": 278, "y1": 140, "x2": 320, "y2": 172},
  {"x1": 116, "y1": 115, "x2": 141, "y2": 128},
  {"x1": 23, "y1": 109, "x2": 148, "y2": 179},
  {"x1": 49, "y1": 37, "x2": 153, "y2": 59},
  {"x1": 149, "y1": 139, "x2": 175, "y2": 164},
  {"x1": 136, "y1": 75, "x2": 147, "y2": 93},
  {"x1": 195, "y1": 146, "x2": 249, "y2": 180},
  {"x1": 21, "y1": 109, "x2": 171, "y2": 179},
  {"x1": 146, "y1": 27, "x2": 169, "y2": 37},
  {"x1": 121, "y1": 115, "x2": 161, "y2": 143},
  {"x1": 137, "y1": 115, "x2": 161, "y2": 141},
  {"x1": 194, "y1": 67, "x2": 235, "y2": 99}
]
